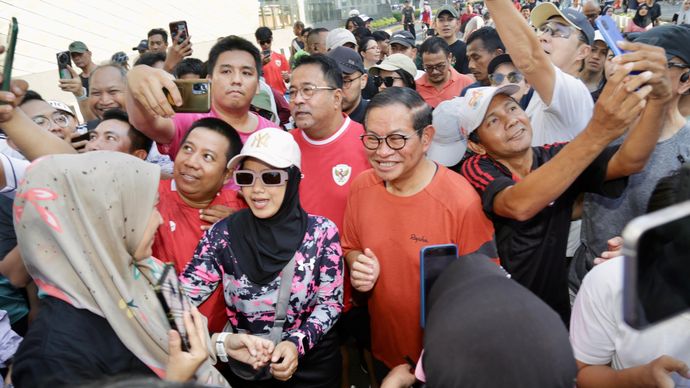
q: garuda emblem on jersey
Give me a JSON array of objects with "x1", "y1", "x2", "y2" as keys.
[{"x1": 332, "y1": 164, "x2": 352, "y2": 187}]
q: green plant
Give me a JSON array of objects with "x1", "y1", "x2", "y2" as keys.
[
  {"x1": 392, "y1": 11, "x2": 402, "y2": 22},
  {"x1": 370, "y1": 17, "x2": 397, "y2": 29}
]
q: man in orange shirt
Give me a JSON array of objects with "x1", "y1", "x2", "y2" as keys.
[
  {"x1": 341, "y1": 87, "x2": 496, "y2": 381},
  {"x1": 416, "y1": 37, "x2": 474, "y2": 108},
  {"x1": 255, "y1": 27, "x2": 290, "y2": 95}
]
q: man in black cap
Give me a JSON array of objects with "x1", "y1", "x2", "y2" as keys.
[
  {"x1": 132, "y1": 39, "x2": 148, "y2": 55},
  {"x1": 388, "y1": 31, "x2": 425, "y2": 79},
  {"x1": 572, "y1": 24, "x2": 690, "y2": 299},
  {"x1": 436, "y1": 5, "x2": 471, "y2": 75},
  {"x1": 327, "y1": 47, "x2": 369, "y2": 124},
  {"x1": 486, "y1": 0, "x2": 595, "y2": 147}
]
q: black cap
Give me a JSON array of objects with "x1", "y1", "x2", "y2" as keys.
[
  {"x1": 132, "y1": 39, "x2": 148, "y2": 52},
  {"x1": 326, "y1": 46, "x2": 366, "y2": 74},
  {"x1": 389, "y1": 31, "x2": 416, "y2": 48},
  {"x1": 632, "y1": 24, "x2": 690, "y2": 65},
  {"x1": 487, "y1": 53, "x2": 515, "y2": 75}
]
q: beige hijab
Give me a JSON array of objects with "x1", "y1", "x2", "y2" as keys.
[{"x1": 14, "y1": 151, "x2": 228, "y2": 386}]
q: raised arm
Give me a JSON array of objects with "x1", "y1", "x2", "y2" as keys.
[
  {"x1": 126, "y1": 65, "x2": 180, "y2": 145},
  {"x1": 491, "y1": 63, "x2": 651, "y2": 221},
  {"x1": 485, "y1": 0, "x2": 556, "y2": 104},
  {"x1": 0, "y1": 79, "x2": 77, "y2": 160},
  {"x1": 604, "y1": 41, "x2": 672, "y2": 180}
]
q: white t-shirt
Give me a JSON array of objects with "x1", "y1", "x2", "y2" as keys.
[
  {"x1": 525, "y1": 65, "x2": 593, "y2": 146},
  {"x1": 571, "y1": 257, "x2": 690, "y2": 387},
  {"x1": 0, "y1": 153, "x2": 29, "y2": 198}
]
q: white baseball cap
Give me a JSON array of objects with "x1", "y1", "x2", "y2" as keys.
[
  {"x1": 454, "y1": 85, "x2": 521, "y2": 138},
  {"x1": 226, "y1": 128, "x2": 301, "y2": 170},
  {"x1": 429, "y1": 97, "x2": 468, "y2": 167},
  {"x1": 326, "y1": 28, "x2": 357, "y2": 51}
]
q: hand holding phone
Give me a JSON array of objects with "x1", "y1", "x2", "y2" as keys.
[
  {"x1": 56, "y1": 51, "x2": 72, "y2": 80},
  {"x1": 70, "y1": 131, "x2": 90, "y2": 152},
  {"x1": 420, "y1": 244, "x2": 458, "y2": 328},
  {"x1": 155, "y1": 264, "x2": 191, "y2": 351},
  {"x1": 163, "y1": 79, "x2": 211, "y2": 113},
  {"x1": 595, "y1": 15, "x2": 627, "y2": 57},
  {"x1": 169, "y1": 21, "x2": 189, "y2": 46}
]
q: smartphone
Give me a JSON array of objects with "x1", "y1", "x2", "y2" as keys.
[
  {"x1": 56, "y1": 51, "x2": 72, "y2": 80},
  {"x1": 622, "y1": 200, "x2": 690, "y2": 329},
  {"x1": 0, "y1": 17, "x2": 18, "y2": 92},
  {"x1": 164, "y1": 79, "x2": 211, "y2": 113},
  {"x1": 420, "y1": 244, "x2": 458, "y2": 328},
  {"x1": 155, "y1": 264, "x2": 191, "y2": 351},
  {"x1": 596, "y1": 15, "x2": 627, "y2": 57},
  {"x1": 71, "y1": 132, "x2": 90, "y2": 151},
  {"x1": 169, "y1": 20, "x2": 188, "y2": 45}
]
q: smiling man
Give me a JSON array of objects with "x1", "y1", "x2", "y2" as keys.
[
  {"x1": 459, "y1": 40, "x2": 672, "y2": 324},
  {"x1": 342, "y1": 87, "x2": 495, "y2": 380},
  {"x1": 126, "y1": 36, "x2": 276, "y2": 160},
  {"x1": 487, "y1": 0, "x2": 595, "y2": 145}
]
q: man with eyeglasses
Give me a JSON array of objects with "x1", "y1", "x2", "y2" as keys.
[
  {"x1": 342, "y1": 87, "x2": 496, "y2": 381},
  {"x1": 327, "y1": 47, "x2": 369, "y2": 124},
  {"x1": 417, "y1": 37, "x2": 473, "y2": 108},
  {"x1": 255, "y1": 27, "x2": 290, "y2": 96},
  {"x1": 571, "y1": 25, "x2": 690, "y2": 308},
  {"x1": 487, "y1": 0, "x2": 595, "y2": 146},
  {"x1": 288, "y1": 52, "x2": 370, "y2": 317},
  {"x1": 459, "y1": 39, "x2": 672, "y2": 324}
]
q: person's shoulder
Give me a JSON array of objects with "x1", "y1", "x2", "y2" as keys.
[
  {"x1": 581, "y1": 256, "x2": 624, "y2": 294},
  {"x1": 349, "y1": 169, "x2": 379, "y2": 195},
  {"x1": 307, "y1": 214, "x2": 339, "y2": 232},
  {"x1": 429, "y1": 165, "x2": 481, "y2": 203},
  {"x1": 254, "y1": 112, "x2": 279, "y2": 130}
]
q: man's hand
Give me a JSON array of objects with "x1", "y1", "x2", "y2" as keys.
[
  {"x1": 165, "y1": 35, "x2": 193, "y2": 73},
  {"x1": 589, "y1": 61, "x2": 653, "y2": 142},
  {"x1": 593, "y1": 236, "x2": 623, "y2": 265},
  {"x1": 225, "y1": 333, "x2": 274, "y2": 370},
  {"x1": 642, "y1": 355, "x2": 690, "y2": 388},
  {"x1": 350, "y1": 248, "x2": 380, "y2": 292},
  {"x1": 200, "y1": 205, "x2": 235, "y2": 230},
  {"x1": 68, "y1": 132, "x2": 89, "y2": 153},
  {"x1": 57, "y1": 65, "x2": 85, "y2": 97},
  {"x1": 381, "y1": 364, "x2": 417, "y2": 388},
  {"x1": 270, "y1": 341, "x2": 299, "y2": 381},
  {"x1": 614, "y1": 41, "x2": 672, "y2": 102},
  {"x1": 127, "y1": 65, "x2": 180, "y2": 118},
  {"x1": 166, "y1": 306, "x2": 208, "y2": 382}
]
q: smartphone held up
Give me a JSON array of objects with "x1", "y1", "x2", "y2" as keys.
[
  {"x1": 164, "y1": 79, "x2": 211, "y2": 113},
  {"x1": 56, "y1": 51, "x2": 72, "y2": 80},
  {"x1": 169, "y1": 21, "x2": 189, "y2": 45},
  {"x1": 0, "y1": 17, "x2": 18, "y2": 93}
]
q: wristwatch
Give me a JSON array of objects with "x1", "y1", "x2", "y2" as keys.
[{"x1": 215, "y1": 332, "x2": 230, "y2": 362}]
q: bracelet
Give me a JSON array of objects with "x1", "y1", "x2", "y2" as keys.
[
  {"x1": 76, "y1": 87, "x2": 88, "y2": 101},
  {"x1": 215, "y1": 332, "x2": 230, "y2": 362}
]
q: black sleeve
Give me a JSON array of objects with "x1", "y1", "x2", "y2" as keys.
[
  {"x1": 461, "y1": 155, "x2": 515, "y2": 215},
  {"x1": 572, "y1": 145, "x2": 627, "y2": 198}
]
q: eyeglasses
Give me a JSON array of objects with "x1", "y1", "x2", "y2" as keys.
[
  {"x1": 234, "y1": 169, "x2": 289, "y2": 187},
  {"x1": 668, "y1": 62, "x2": 690, "y2": 70},
  {"x1": 343, "y1": 73, "x2": 364, "y2": 88},
  {"x1": 287, "y1": 85, "x2": 337, "y2": 100},
  {"x1": 373, "y1": 75, "x2": 403, "y2": 88},
  {"x1": 423, "y1": 62, "x2": 447, "y2": 73},
  {"x1": 489, "y1": 71, "x2": 525, "y2": 86},
  {"x1": 32, "y1": 113, "x2": 69, "y2": 130},
  {"x1": 360, "y1": 133, "x2": 416, "y2": 150},
  {"x1": 259, "y1": 40, "x2": 271, "y2": 45},
  {"x1": 365, "y1": 45, "x2": 380, "y2": 51},
  {"x1": 537, "y1": 21, "x2": 575, "y2": 39}
]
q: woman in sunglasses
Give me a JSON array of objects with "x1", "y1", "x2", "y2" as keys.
[
  {"x1": 368, "y1": 53, "x2": 417, "y2": 92},
  {"x1": 180, "y1": 127, "x2": 344, "y2": 387},
  {"x1": 486, "y1": 53, "x2": 532, "y2": 108}
]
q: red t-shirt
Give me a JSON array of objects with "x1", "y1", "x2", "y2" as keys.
[
  {"x1": 291, "y1": 116, "x2": 371, "y2": 310},
  {"x1": 341, "y1": 166, "x2": 496, "y2": 368},
  {"x1": 158, "y1": 109, "x2": 276, "y2": 160},
  {"x1": 262, "y1": 52, "x2": 290, "y2": 95},
  {"x1": 153, "y1": 179, "x2": 247, "y2": 333}
]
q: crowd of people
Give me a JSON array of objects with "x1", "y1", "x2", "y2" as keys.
[{"x1": 0, "y1": 0, "x2": 689, "y2": 386}]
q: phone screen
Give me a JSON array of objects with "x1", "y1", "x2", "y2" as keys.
[
  {"x1": 156, "y1": 264, "x2": 191, "y2": 351},
  {"x1": 170, "y1": 21, "x2": 188, "y2": 45},
  {"x1": 1, "y1": 17, "x2": 18, "y2": 92},
  {"x1": 420, "y1": 244, "x2": 458, "y2": 327},
  {"x1": 633, "y1": 212, "x2": 690, "y2": 325}
]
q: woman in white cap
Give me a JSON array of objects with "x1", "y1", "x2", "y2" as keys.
[
  {"x1": 369, "y1": 53, "x2": 418, "y2": 92},
  {"x1": 180, "y1": 127, "x2": 344, "y2": 387}
]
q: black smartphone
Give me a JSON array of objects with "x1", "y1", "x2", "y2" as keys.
[
  {"x1": 155, "y1": 264, "x2": 191, "y2": 351},
  {"x1": 56, "y1": 51, "x2": 72, "y2": 80},
  {"x1": 169, "y1": 20, "x2": 189, "y2": 45},
  {"x1": 622, "y1": 200, "x2": 690, "y2": 329},
  {"x1": 164, "y1": 79, "x2": 211, "y2": 113},
  {"x1": 1, "y1": 17, "x2": 18, "y2": 93},
  {"x1": 420, "y1": 244, "x2": 458, "y2": 328}
]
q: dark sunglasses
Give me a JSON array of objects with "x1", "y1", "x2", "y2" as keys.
[
  {"x1": 259, "y1": 40, "x2": 272, "y2": 45},
  {"x1": 488, "y1": 71, "x2": 524, "y2": 86},
  {"x1": 234, "y1": 169, "x2": 288, "y2": 187},
  {"x1": 373, "y1": 75, "x2": 403, "y2": 87}
]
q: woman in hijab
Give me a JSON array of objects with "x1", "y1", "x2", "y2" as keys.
[
  {"x1": 625, "y1": 3, "x2": 653, "y2": 32},
  {"x1": 180, "y1": 127, "x2": 344, "y2": 388},
  {"x1": 11, "y1": 152, "x2": 266, "y2": 387},
  {"x1": 676, "y1": 0, "x2": 690, "y2": 25}
]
